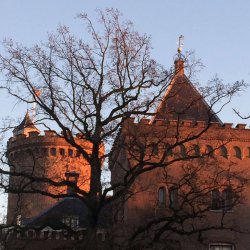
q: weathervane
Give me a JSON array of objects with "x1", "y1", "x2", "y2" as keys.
[{"x1": 177, "y1": 35, "x2": 184, "y2": 54}]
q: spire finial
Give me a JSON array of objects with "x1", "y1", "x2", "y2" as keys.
[
  {"x1": 177, "y1": 35, "x2": 184, "y2": 54},
  {"x1": 174, "y1": 35, "x2": 185, "y2": 75}
]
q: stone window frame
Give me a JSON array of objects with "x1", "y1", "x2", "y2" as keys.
[
  {"x1": 209, "y1": 242, "x2": 234, "y2": 250},
  {"x1": 211, "y1": 186, "x2": 234, "y2": 212}
]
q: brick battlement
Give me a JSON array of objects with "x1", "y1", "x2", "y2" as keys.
[
  {"x1": 124, "y1": 117, "x2": 249, "y2": 131},
  {"x1": 121, "y1": 118, "x2": 250, "y2": 144},
  {"x1": 7, "y1": 130, "x2": 91, "y2": 152}
]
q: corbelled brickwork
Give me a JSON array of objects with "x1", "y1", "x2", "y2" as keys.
[{"x1": 7, "y1": 129, "x2": 92, "y2": 224}]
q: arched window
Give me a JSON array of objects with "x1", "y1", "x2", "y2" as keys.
[
  {"x1": 158, "y1": 187, "x2": 166, "y2": 208},
  {"x1": 247, "y1": 147, "x2": 250, "y2": 158},
  {"x1": 206, "y1": 145, "x2": 214, "y2": 157},
  {"x1": 211, "y1": 189, "x2": 221, "y2": 210},
  {"x1": 179, "y1": 144, "x2": 187, "y2": 157},
  {"x1": 165, "y1": 143, "x2": 172, "y2": 157},
  {"x1": 233, "y1": 146, "x2": 241, "y2": 159},
  {"x1": 151, "y1": 144, "x2": 159, "y2": 156},
  {"x1": 220, "y1": 146, "x2": 228, "y2": 159},
  {"x1": 193, "y1": 145, "x2": 200, "y2": 156},
  {"x1": 169, "y1": 186, "x2": 178, "y2": 209},
  {"x1": 211, "y1": 187, "x2": 233, "y2": 211},
  {"x1": 222, "y1": 186, "x2": 233, "y2": 211}
]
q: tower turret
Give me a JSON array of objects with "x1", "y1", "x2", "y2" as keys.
[
  {"x1": 6, "y1": 114, "x2": 99, "y2": 225},
  {"x1": 13, "y1": 111, "x2": 40, "y2": 136}
]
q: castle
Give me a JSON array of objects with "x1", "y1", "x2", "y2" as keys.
[{"x1": 3, "y1": 53, "x2": 250, "y2": 250}]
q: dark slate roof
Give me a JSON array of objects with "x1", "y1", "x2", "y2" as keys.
[
  {"x1": 13, "y1": 112, "x2": 38, "y2": 134},
  {"x1": 26, "y1": 198, "x2": 112, "y2": 230},
  {"x1": 153, "y1": 74, "x2": 222, "y2": 124}
]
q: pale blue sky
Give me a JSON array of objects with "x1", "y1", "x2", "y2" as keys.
[
  {"x1": 0, "y1": 0, "x2": 250, "y2": 122},
  {"x1": 0, "y1": 0, "x2": 250, "y2": 218}
]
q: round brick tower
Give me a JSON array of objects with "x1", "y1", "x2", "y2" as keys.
[{"x1": 7, "y1": 112, "x2": 94, "y2": 225}]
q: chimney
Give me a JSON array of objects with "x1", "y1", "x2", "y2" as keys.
[{"x1": 65, "y1": 171, "x2": 79, "y2": 195}]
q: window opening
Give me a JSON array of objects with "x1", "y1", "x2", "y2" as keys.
[
  {"x1": 220, "y1": 146, "x2": 228, "y2": 158},
  {"x1": 165, "y1": 143, "x2": 173, "y2": 157},
  {"x1": 68, "y1": 149, "x2": 73, "y2": 157},
  {"x1": 59, "y1": 148, "x2": 65, "y2": 156},
  {"x1": 169, "y1": 186, "x2": 178, "y2": 209},
  {"x1": 62, "y1": 216, "x2": 79, "y2": 229},
  {"x1": 222, "y1": 187, "x2": 233, "y2": 211},
  {"x1": 211, "y1": 189, "x2": 221, "y2": 210},
  {"x1": 151, "y1": 144, "x2": 159, "y2": 156},
  {"x1": 50, "y1": 148, "x2": 56, "y2": 156},
  {"x1": 158, "y1": 187, "x2": 166, "y2": 208},
  {"x1": 207, "y1": 145, "x2": 214, "y2": 157},
  {"x1": 233, "y1": 146, "x2": 241, "y2": 159}
]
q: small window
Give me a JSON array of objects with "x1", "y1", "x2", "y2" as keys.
[
  {"x1": 211, "y1": 189, "x2": 221, "y2": 210},
  {"x1": 222, "y1": 187, "x2": 233, "y2": 211},
  {"x1": 211, "y1": 187, "x2": 234, "y2": 211},
  {"x1": 209, "y1": 243, "x2": 234, "y2": 250},
  {"x1": 68, "y1": 149, "x2": 73, "y2": 157},
  {"x1": 59, "y1": 148, "x2": 65, "y2": 156},
  {"x1": 62, "y1": 216, "x2": 79, "y2": 229},
  {"x1": 233, "y1": 146, "x2": 241, "y2": 159},
  {"x1": 151, "y1": 144, "x2": 158, "y2": 156},
  {"x1": 169, "y1": 186, "x2": 178, "y2": 209},
  {"x1": 247, "y1": 147, "x2": 250, "y2": 158},
  {"x1": 193, "y1": 145, "x2": 200, "y2": 156},
  {"x1": 220, "y1": 146, "x2": 228, "y2": 159},
  {"x1": 179, "y1": 144, "x2": 187, "y2": 157},
  {"x1": 206, "y1": 145, "x2": 214, "y2": 157},
  {"x1": 165, "y1": 143, "x2": 173, "y2": 157},
  {"x1": 50, "y1": 148, "x2": 56, "y2": 156},
  {"x1": 158, "y1": 187, "x2": 166, "y2": 208}
]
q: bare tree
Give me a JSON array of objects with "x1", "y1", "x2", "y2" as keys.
[{"x1": 0, "y1": 9, "x2": 247, "y2": 250}]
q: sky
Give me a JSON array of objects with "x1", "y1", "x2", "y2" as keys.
[{"x1": 0, "y1": 0, "x2": 250, "y2": 218}]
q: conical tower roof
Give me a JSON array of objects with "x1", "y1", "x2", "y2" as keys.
[
  {"x1": 153, "y1": 58, "x2": 222, "y2": 124},
  {"x1": 13, "y1": 111, "x2": 40, "y2": 136}
]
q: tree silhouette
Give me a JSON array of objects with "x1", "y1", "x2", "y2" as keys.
[{"x1": 0, "y1": 9, "x2": 247, "y2": 250}]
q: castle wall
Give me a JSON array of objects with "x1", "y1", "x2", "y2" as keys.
[
  {"x1": 111, "y1": 118, "x2": 250, "y2": 249},
  {"x1": 7, "y1": 131, "x2": 92, "y2": 225}
]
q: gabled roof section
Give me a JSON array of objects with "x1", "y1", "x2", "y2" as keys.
[
  {"x1": 13, "y1": 111, "x2": 40, "y2": 136},
  {"x1": 153, "y1": 59, "x2": 222, "y2": 124}
]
